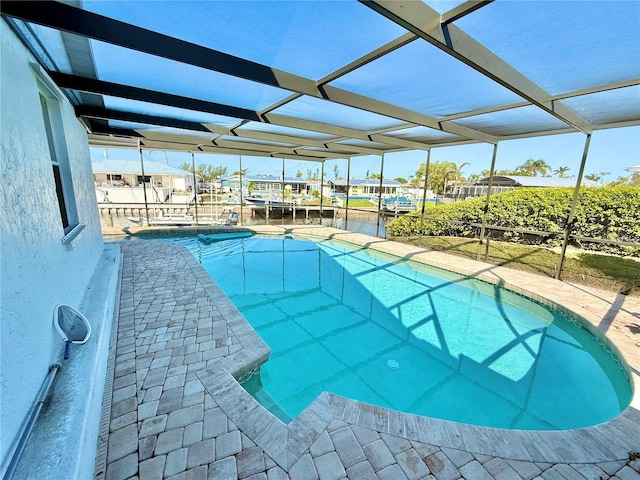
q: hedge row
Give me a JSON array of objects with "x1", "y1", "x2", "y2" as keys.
[{"x1": 385, "y1": 186, "x2": 640, "y2": 256}]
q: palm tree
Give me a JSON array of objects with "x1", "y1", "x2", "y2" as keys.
[
  {"x1": 448, "y1": 161, "x2": 469, "y2": 197},
  {"x1": 467, "y1": 173, "x2": 480, "y2": 183},
  {"x1": 553, "y1": 166, "x2": 570, "y2": 178},
  {"x1": 535, "y1": 159, "x2": 551, "y2": 176},
  {"x1": 585, "y1": 173, "x2": 601, "y2": 183},
  {"x1": 518, "y1": 158, "x2": 551, "y2": 176}
]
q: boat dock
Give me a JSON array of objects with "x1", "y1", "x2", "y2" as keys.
[
  {"x1": 249, "y1": 204, "x2": 336, "y2": 221},
  {"x1": 98, "y1": 202, "x2": 191, "y2": 217}
]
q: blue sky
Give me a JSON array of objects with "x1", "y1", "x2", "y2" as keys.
[{"x1": 91, "y1": 126, "x2": 639, "y2": 182}]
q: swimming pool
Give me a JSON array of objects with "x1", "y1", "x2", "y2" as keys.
[{"x1": 172, "y1": 234, "x2": 631, "y2": 430}]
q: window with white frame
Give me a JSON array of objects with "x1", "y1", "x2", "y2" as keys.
[{"x1": 38, "y1": 87, "x2": 78, "y2": 234}]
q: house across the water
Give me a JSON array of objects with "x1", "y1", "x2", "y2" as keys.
[
  {"x1": 221, "y1": 174, "x2": 308, "y2": 196},
  {"x1": 329, "y1": 178, "x2": 404, "y2": 198},
  {"x1": 92, "y1": 159, "x2": 199, "y2": 204}
]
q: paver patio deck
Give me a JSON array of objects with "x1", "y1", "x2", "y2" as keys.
[{"x1": 97, "y1": 226, "x2": 640, "y2": 480}]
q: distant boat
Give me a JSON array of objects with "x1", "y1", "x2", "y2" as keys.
[
  {"x1": 382, "y1": 197, "x2": 416, "y2": 213},
  {"x1": 197, "y1": 231, "x2": 254, "y2": 244},
  {"x1": 244, "y1": 197, "x2": 267, "y2": 205},
  {"x1": 127, "y1": 214, "x2": 229, "y2": 226}
]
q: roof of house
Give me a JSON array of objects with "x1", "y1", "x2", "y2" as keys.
[
  {"x1": 331, "y1": 179, "x2": 403, "y2": 187},
  {"x1": 91, "y1": 160, "x2": 193, "y2": 177},
  {"x1": 221, "y1": 175, "x2": 307, "y2": 183},
  {"x1": 475, "y1": 175, "x2": 597, "y2": 187}
]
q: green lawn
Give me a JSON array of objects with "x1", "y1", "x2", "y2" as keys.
[
  {"x1": 391, "y1": 235, "x2": 640, "y2": 296},
  {"x1": 345, "y1": 199, "x2": 376, "y2": 208}
]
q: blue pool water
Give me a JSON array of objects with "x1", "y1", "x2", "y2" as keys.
[{"x1": 171, "y1": 235, "x2": 631, "y2": 430}]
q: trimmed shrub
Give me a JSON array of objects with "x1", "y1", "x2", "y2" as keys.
[{"x1": 386, "y1": 186, "x2": 640, "y2": 256}]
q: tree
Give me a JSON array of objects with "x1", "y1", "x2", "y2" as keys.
[
  {"x1": 199, "y1": 164, "x2": 227, "y2": 184},
  {"x1": 415, "y1": 161, "x2": 465, "y2": 194},
  {"x1": 480, "y1": 168, "x2": 520, "y2": 177},
  {"x1": 448, "y1": 161, "x2": 469, "y2": 196},
  {"x1": 517, "y1": 159, "x2": 537, "y2": 176},
  {"x1": 295, "y1": 170, "x2": 303, "y2": 178},
  {"x1": 535, "y1": 159, "x2": 550, "y2": 175},
  {"x1": 611, "y1": 173, "x2": 640, "y2": 186},
  {"x1": 333, "y1": 165, "x2": 340, "y2": 181},
  {"x1": 395, "y1": 177, "x2": 408, "y2": 184},
  {"x1": 553, "y1": 166, "x2": 570, "y2": 178},
  {"x1": 233, "y1": 168, "x2": 249, "y2": 176},
  {"x1": 599, "y1": 172, "x2": 610, "y2": 184},
  {"x1": 517, "y1": 158, "x2": 551, "y2": 176},
  {"x1": 611, "y1": 175, "x2": 630, "y2": 185},
  {"x1": 585, "y1": 173, "x2": 601, "y2": 183},
  {"x1": 178, "y1": 163, "x2": 227, "y2": 185},
  {"x1": 365, "y1": 169, "x2": 370, "y2": 179},
  {"x1": 467, "y1": 173, "x2": 480, "y2": 183},
  {"x1": 210, "y1": 165, "x2": 228, "y2": 179},
  {"x1": 369, "y1": 173, "x2": 382, "y2": 180}
]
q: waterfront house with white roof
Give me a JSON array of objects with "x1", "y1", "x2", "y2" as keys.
[
  {"x1": 92, "y1": 159, "x2": 198, "y2": 203},
  {"x1": 329, "y1": 178, "x2": 404, "y2": 198},
  {"x1": 222, "y1": 174, "x2": 308, "y2": 196}
]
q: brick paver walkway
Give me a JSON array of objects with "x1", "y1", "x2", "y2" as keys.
[{"x1": 97, "y1": 236, "x2": 640, "y2": 480}]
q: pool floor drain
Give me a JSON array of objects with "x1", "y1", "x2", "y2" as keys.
[{"x1": 386, "y1": 359, "x2": 399, "y2": 369}]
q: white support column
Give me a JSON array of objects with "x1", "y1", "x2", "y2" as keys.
[
  {"x1": 345, "y1": 157, "x2": 351, "y2": 231},
  {"x1": 556, "y1": 134, "x2": 591, "y2": 279},
  {"x1": 375, "y1": 154, "x2": 385, "y2": 237},
  {"x1": 138, "y1": 140, "x2": 150, "y2": 226},
  {"x1": 191, "y1": 152, "x2": 198, "y2": 225},
  {"x1": 477, "y1": 143, "x2": 498, "y2": 261}
]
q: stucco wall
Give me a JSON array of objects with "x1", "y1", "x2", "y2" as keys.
[{"x1": 0, "y1": 20, "x2": 104, "y2": 471}]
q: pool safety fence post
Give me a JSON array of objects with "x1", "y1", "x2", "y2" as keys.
[
  {"x1": 556, "y1": 133, "x2": 591, "y2": 280},
  {"x1": 191, "y1": 152, "x2": 199, "y2": 226},
  {"x1": 477, "y1": 143, "x2": 498, "y2": 262},
  {"x1": 138, "y1": 140, "x2": 150, "y2": 226},
  {"x1": 345, "y1": 157, "x2": 351, "y2": 231},
  {"x1": 239, "y1": 156, "x2": 243, "y2": 225},
  {"x1": 420, "y1": 150, "x2": 431, "y2": 235},
  {"x1": 375, "y1": 154, "x2": 385, "y2": 237},
  {"x1": 320, "y1": 160, "x2": 325, "y2": 218}
]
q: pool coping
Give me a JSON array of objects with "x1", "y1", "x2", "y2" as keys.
[{"x1": 127, "y1": 225, "x2": 640, "y2": 469}]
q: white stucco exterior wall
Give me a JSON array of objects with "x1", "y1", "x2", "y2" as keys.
[{"x1": 0, "y1": 20, "x2": 105, "y2": 473}]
